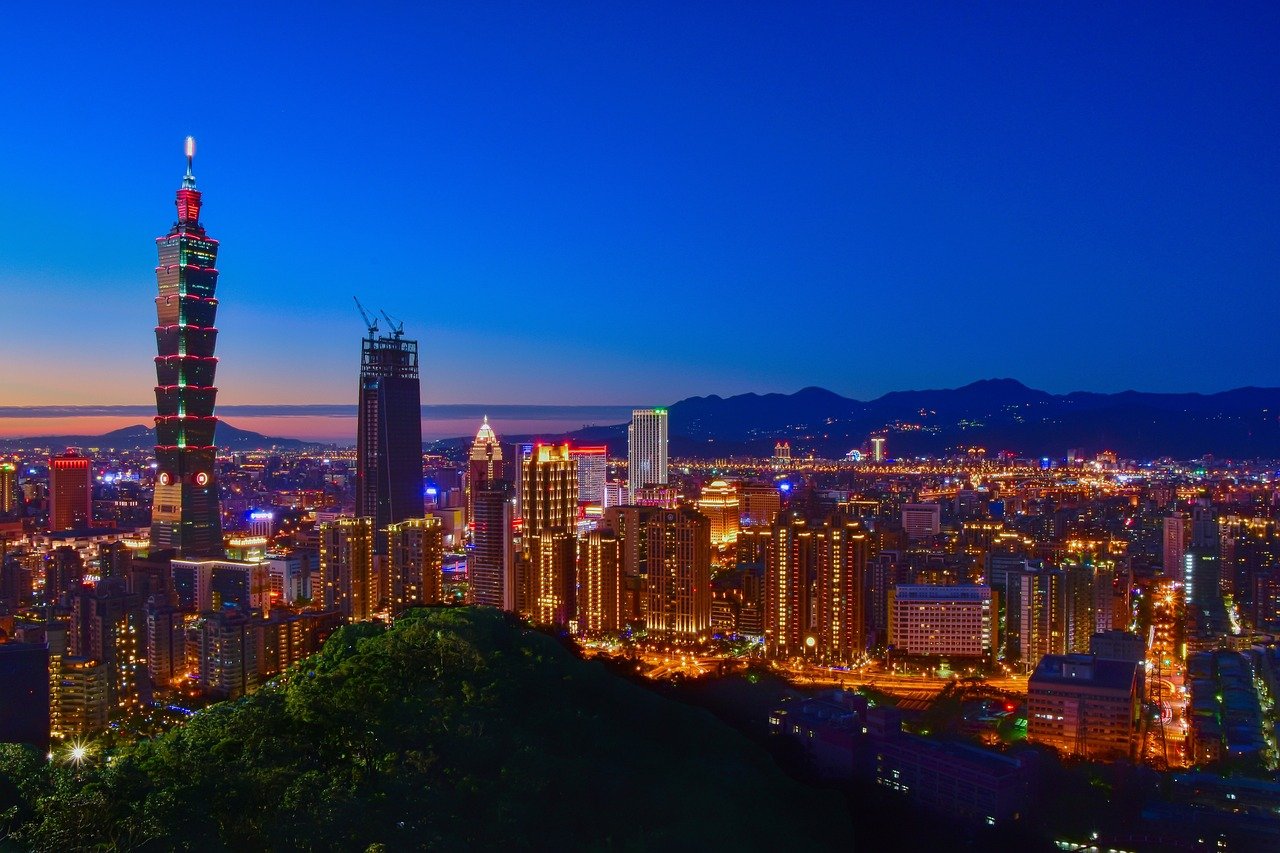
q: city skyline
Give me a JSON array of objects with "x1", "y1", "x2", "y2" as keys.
[{"x1": 2, "y1": 5, "x2": 1279, "y2": 412}]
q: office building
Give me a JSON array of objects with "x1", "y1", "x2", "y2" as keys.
[
  {"x1": 645, "y1": 508, "x2": 711, "y2": 639},
  {"x1": 319, "y1": 517, "x2": 376, "y2": 621},
  {"x1": 627, "y1": 408, "x2": 668, "y2": 502},
  {"x1": 869, "y1": 435, "x2": 887, "y2": 463},
  {"x1": 739, "y1": 482, "x2": 782, "y2": 527},
  {"x1": 471, "y1": 481, "x2": 516, "y2": 610},
  {"x1": 1027, "y1": 653, "x2": 1141, "y2": 760},
  {"x1": 49, "y1": 448, "x2": 92, "y2": 532},
  {"x1": 171, "y1": 559, "x2": 271, "y2": 614},
  {"x1": 697, "y1": 480, "x2": 740, "y2": 546},
  {"x1": 150, "y1": 138, "x2": 224, "y2": 557},
  {"x1": 889, "y1": 585, "x2": 996, "y2": 658},
  {"x1": 466, "y1": 416, "x2": 504, "y2": 526},
  {"x1": 902, "y1": 504, "x2": 942, "y2": 539},
  {"x1": 356, "y1": 319, "x2": 423, "y2": 552},
  {"x1": 387, "y1": 516, "x2": 444, "y2": 611},
  {"x1": 569, "y1": 445, "x2": 608, "y2": 507}
]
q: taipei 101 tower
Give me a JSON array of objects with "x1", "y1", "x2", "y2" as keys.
[{"x1": 150, "y1": 137, "x2": 224, "y2": 557}]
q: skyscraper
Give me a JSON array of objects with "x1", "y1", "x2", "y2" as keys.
[
  {"x1": 815, "y1": 514, "x2": 870, "y2": 662},
  {"x1": 576, "y1": 530, "x2": 621, "y2": 633},
  {"x1": 49, "y1": 448, "x2": 92, "y2": 532},
  {"x1": 697, "y1": 479, "x2": 740, "y2": 545},
  {"x1": 471, "y1": 481, "x2": 516, "y2": 610},
  {"x1": 764, "y1": 512, "x2": 815, "y2": 658},
  {"x1": 645, "y1": 507, "x2": 712, "y2": 640},
  {"x1": 356, "y1": 320, "x2": 423, "y2": 552},
  {"x1": 627, "y1": 408, "x2": 668, "y2": 503},
  {"x1": 319, "y1": 517, "x2": 376, "y2": 621},
  {"x1": 0, "y1": 462, "x2": 16, "y2": 515},
  {"x1": 150, "y1": 137, "x2": 224, "y2": 557},
  {"x1": 466, "y1": 416, "x2": 504, "y2": 527},
  {"x1": 569, "y1": 446, "x2": 608, "y2": 507},
  {"x1": 521, "y1": 445, "x2": 577, "y2": 627}
]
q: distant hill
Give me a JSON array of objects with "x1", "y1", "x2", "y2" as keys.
[
  {"x1": 556, "y1": 379, "x2": 1280, "y2": 460},
  {"x1": 0, "y1": 420, "x2": 313, "y2": 451}
]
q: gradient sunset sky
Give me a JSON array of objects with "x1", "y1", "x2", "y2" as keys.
[{"x1": 2, "y1": 3, "x2": 1278, "y2": 433}]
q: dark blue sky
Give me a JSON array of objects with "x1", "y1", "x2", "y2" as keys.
[{"x1": 2, "y1": 3, "x2": 1278, "y2": 408}]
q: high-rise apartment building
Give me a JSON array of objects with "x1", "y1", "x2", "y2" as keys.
[
  {"x1": 1163, "y1": 514, "x2": 1188, "y2": 577},
  {"x1": 150, "y1": 138, "x2": 224, "y2": 557},
  {"x1": 197, "y1": 607, "x2": 259, "y2": 700},
  {"x1": 739, "y1": 482, "x2": 782, "y2": 527},
  {"x1": 521, "y1": 445, "x2": 578, "y2": 626},
  {"x1": 645, "y1": 508, "x2": 711, "y2": 639},
  {"x1": 815, "y1": 515, "x2": 870, "y2": 662},
  {"x1": 576, "y1": 530, "x2": 621, "y2": 633},
  {"x1": 387, "y1": 516, "x2": 444, "y2": 611},
  {"x1": 466, "y1": 417, "x2": 504, "y2": 527},
  {"x1": 319, "y1": 517, "x2": 376, "y2": 621},
  {"x1": 0, "y1": 637, "x2": 49, "y2": 751},
  {"x1": 569, "y1": 446, "x2": 608, "y2": 507},
  {"x1": 69, "y1": 577, "x2": 142, "y2": 712},
  {"x1": 627, "y1": 408, "x2": 668, "y2": 502},
  {"x1": 49, "y1": 449, "x2": 92, "y2": 532},
  {"x1": 356, "y1": 323, "x2": 423, "y2": 552},
  {"x1": 764, "y1": 512, "x2": 815, "y2": 658},
  {"x1": 471, "y1": 481, "x2": 516, "y2": 610}
]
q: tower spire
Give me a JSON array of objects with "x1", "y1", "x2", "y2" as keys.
[{"x1": 182, "y1": 135, "x2": 197, "y2": 188}]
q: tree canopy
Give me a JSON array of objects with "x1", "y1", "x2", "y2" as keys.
[{"x1": 2, "y1": 607, "x2": 852, "y2": 851}]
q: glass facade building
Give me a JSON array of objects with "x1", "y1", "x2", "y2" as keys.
[
  {"x1": 356, "y1": 330, "x2": 424, "y2": 551},
  {"x1": 150, "y1": 139, "x2": 224, "y2": 557}
]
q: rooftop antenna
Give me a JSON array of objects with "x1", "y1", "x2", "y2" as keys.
[
  {"x1": 379, "y1": 309, "x2": 405, "y2": 338},
  {"x1": 353, "y1": 297, "x2": 378, "y2": 337}
]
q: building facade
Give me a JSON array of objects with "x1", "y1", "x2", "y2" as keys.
[
  {"x1": 627, "y1": 408, "x2": 668, "y2": 502},
  {"x1": 150, "y1": 138, "x2": 224, "y2": 557}
]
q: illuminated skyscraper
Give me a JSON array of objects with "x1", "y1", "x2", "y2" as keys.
[
  {"x1": 471, "y1": 481, "x2": 516, "y2": 610},
  {"x1": 521, "y1": 445, "x2": 577, "y2": 626},
  {"x1": 869, "y1": 435, "x2": 887, "y2": 463},
  {"x1": 569, "y1": 446, "x2": 608, "y2": 507},
  {"x1": 387, "y1": 516, "x2": 444, "y2": 611},
  {"x1": 627, "y1": 408, "x2": 668, "y2": 502},
  {"x1": 150, "y1": 138, "x2": 223, "y2": 557},
  {"x1": 697, "y1": 480, "x2": 740, "y2": 545},
  {"x1": 576, "y1": 530, "x2": 621, "y2": 633},
  {"x1": 764, "y1": 512, "x2": 814, "y2": 657},
  {"x1": 645, "y1": 508, "x2": 712, "y2": 640},
  {"x1": 356, "y1": 321, "x2": 423, "y2": 552},
  {"x1": 466, "y1": 416, "x2": 504, "y2": 527},
  {"x1": 815, "y1": 515, "x2": 870, "y2": 662},
  {"x1": 49, "y1": 449, "x2": 92, "y2": 532},
  {"x1": 319, "y1": 517, "x2": 376, "y2": 621},
  {"x1": 0, "y1": 462, "x2": 16, "y2": 515}
]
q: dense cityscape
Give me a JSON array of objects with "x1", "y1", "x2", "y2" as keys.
[
  {"x1": 4, "y1": 4, "x2": 1280, "y2": 849},
  {"x1": 0, "y1": 141, "x2": 1276, "y2": 850}
]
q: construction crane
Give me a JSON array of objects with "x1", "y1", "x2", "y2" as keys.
[
  {"x1": 353, "y1": 297, "x2": 378, "y2": 337},
  {"x1": 379, "y1": 309, "x2": 404, "y2": 338}
]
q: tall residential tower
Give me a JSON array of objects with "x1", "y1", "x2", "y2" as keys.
[{"x1": 150, "y1": 137, "x2": 223, "y2": 557}]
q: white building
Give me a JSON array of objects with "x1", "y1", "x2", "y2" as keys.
[{"x1": 627, "y1": 408, "x2": 669, "y2": 503}]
